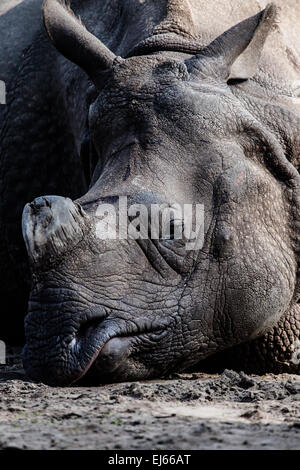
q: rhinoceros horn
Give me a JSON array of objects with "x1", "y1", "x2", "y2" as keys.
[
  {"x1": 22, "y1": 196, "x2": 90, "y2": 265},
  {"x1": 186, "y1": 3, "x2": 277, "y2": 81},
  {"x1": 43, "y1": 0, "x2": 118, "y2": 87}
]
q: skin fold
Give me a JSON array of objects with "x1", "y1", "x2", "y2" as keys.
[{"x1": 0, "y1": 0, "x2": 300, "y2": 385}]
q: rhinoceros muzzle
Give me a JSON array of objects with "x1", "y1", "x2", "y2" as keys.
[
  {"x1": 23, "y1": 311, "x2": 167, "y2": 386},
  {"x1": 21, "y1": 195, "x2": 170, "y2": 385}
]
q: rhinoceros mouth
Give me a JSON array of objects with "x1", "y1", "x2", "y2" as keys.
[
  {"x1": 23, "y1": 316, "x2": 168, "y2": 386},
  {"x1": 72, "y1": 327, "x2": 168, "y2": 385},
  {"x1": 126, "y1": 33, "x2": 204, "y2": 58}
]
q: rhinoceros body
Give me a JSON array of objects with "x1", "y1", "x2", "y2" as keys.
[{"x1": 0, "y1": 0, "x2": 300, "y2": 385}]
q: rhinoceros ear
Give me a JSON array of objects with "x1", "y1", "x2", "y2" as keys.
[
  {"x1": 43, "y1": 0, "x2": 118, "y2": 87},
  {"x1": 187, "y1": 3, "x2": 277, "y2": 81}
]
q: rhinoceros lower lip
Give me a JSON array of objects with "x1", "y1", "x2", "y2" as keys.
[{"x1": 126, "y1": 33, "x2": 203, "y2": 58}]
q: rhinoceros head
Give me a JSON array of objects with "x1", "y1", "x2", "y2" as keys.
[{"x1": 22, "y1": 0, "x2": 300, "y2": 385}]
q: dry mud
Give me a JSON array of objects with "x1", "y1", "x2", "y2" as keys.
[{"x1": 0, "y1": 352, "x2": 299, "y2": 450}]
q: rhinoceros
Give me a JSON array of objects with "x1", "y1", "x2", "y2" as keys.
[{"x1": 1, "y1": 0, "x2": 300, "y2": 385}]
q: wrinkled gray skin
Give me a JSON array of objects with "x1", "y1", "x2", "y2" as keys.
[{"x1": 1, "y1": 0, "x2": 300, "y2": 385}]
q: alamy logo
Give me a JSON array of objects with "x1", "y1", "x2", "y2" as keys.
[
  {"x1": 0, "y1": 80, "x2": 6, "y2": 105},
  {"x1": 0, "y1": 340, "x2": 6, "y2": 365},
  {"x1": 95, "y1": 197, "x2": 205, "y2": 251}
]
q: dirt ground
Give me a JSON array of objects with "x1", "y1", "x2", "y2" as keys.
[{"x1": 0, "y1": 350, "x2": 299, "y2": 450}]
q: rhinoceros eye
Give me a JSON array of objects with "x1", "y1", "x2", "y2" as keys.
[{"x1": 164, "y1": 220, "x2": 184, "y2": 241}]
